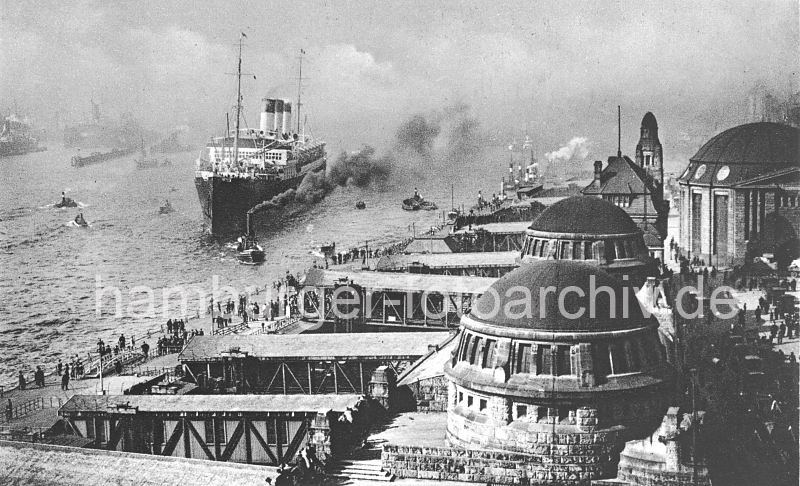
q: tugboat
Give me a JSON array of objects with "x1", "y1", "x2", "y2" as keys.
[
  {"x1": 236, "y1": 213, "x2": 265, "y2": 265},
  {"x1": 402, "y1": 188, "x2": 437, "y2": 211},
  {"x1": 55, "y1": 192, "x2": 78, "y2": 208},
  {"x1": 194, "y1": 37, "x2": 326, "y2": 235}
]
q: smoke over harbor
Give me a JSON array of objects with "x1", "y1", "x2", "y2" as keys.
[
  {"x1": 247, "y1": 103, "x2": 483, "y2": 215},
  {"x1": 2, "y1": 1, "x2": 797, "y2": 170}
]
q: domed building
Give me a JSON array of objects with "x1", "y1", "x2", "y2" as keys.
[
  {"x1": 677, "y1": 122, "x2": 800, "y2": 268},
  {"x1": 445, "y1": 260, "x2": 673, "y2": 483},
  {"x1": 519, "y1": 196, "x2": 656, "y2": 285}
]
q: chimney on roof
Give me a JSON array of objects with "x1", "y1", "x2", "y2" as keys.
[{"x1": 593, "y1": 160, "x2": 603, "y2": 188}]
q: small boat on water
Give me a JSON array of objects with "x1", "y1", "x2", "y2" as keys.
[
  {"x1": 55, "y1": 192, "x2": 78, "y2": 208},
  {"x1": 355, "y1": 201, "x2": 366, "y2": 210},
  {"x1": 402, "y1": 196, "x2": 438, "y2": 211},
  {"x1": 158, "y1": 200, "x2": 174, "y2": 215},
  {"x1": 73, "y1": 213, "x2": 89, "y2": 227},
  {"x1": 236, "y1": 213, "x2": 265, "y2": 264}
]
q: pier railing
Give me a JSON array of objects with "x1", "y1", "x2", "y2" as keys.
[{"x1": 2, "y1": 396, "x2": 64, "y2": 423}]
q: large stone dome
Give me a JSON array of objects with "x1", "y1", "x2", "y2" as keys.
[
  {"x1": 679, "y1": 122, "x2": 799, "y2": 186},
  {"x1": 470, "y1": 260, "x2": 651, "y2": 334},
  {"x1": 691, "y1": 122, "x2": 798, "y2": 166},
  {"x1": 529, "y1": 196, "x2": 641, "y2": 235}
]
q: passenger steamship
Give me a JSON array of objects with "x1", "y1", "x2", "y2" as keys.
[{"x1": 195, "y1": 41, "x2": 326, "y2": 235}]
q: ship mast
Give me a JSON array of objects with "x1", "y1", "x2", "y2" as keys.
[
  {"x1": 233, "y1": 36, "x2": 243, "y2": 164},
  {"x1": 296, "y1": 49, "x2": 304, "y2": 136}
]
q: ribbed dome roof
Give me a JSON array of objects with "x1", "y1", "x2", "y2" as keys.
[
  {"x1": 641, "y1": 112, "x2": 658, "y2": 130},
  {"x1": 529, "y1": 196, "x2": 640, "y2": 235},
  {"x1": 470, "y1": 260, "x2": 649, "y2": 333},
  {"x1": 691, "y1": 122, "x2": 798, "y2": 166}
]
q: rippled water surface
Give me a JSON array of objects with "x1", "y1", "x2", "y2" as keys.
[{"x1": 0, "y1": 144, "x2": 510, "y2": 385}]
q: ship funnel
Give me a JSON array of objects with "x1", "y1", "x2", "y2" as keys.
[
  {"x1": 263, "y1": 99, "x2": 276, "y2": 136},
  {"x1": 273, "y1": 99, "x2": 284, "y2": 135},
  {"x1": 282, "y1": 101, "x2": 292, "y2": 136},
  {"x1": 260, "y1": 98, "x2": 272, "y2": 134}
]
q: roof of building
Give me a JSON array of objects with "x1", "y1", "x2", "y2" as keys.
[
  {"x1": 397, "y1": 333, "x2": 459, "y2": 385},
  {"x1": 60, "y1": 394, "x2": 362, "y2": 414},
  {"x1": 690, "y1": 122, "x2": 798, "y2": 166},
  {"x1": 0, "y1": 439, "x2": 276, "y2": 486},
  {"x1": 178, "y1": 332, "x2": 451, "y2": 362},
  {"x1": 529, "y1": 195, "x2": 641, "y2": 235},
  {"x1": 403, "y1": 237, "x2": 456, "y2": 254},
  {"x1": 469, "y1": 260, "x2": 652, "y2": 333},
  {"x1": 376, "y1": 251, "x2": 518, "y2": 271},
  {"x1": 453, "y1": 221, "x2": 531, "y2": 235},
  {"x1": 582, "y1": 156, "x2": 658, "y2": 197},
  {"x1": 641, "y1": 112, "x2": 658, "y2": 130},
  {"x1": 302, "y1": 268, "x2": 496, "y2": 295}
]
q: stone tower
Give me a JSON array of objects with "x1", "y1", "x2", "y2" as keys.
[{"x1": 635, "y1": 112, "x2": 663, "y2": 185}]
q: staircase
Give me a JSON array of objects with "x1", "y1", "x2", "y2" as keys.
[{"x1": 328, "y1": 459, "x2": 395, "y2": 482}]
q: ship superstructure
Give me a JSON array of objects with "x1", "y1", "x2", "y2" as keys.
[{"x1": 194, "y1": 39, "x2": 326, "y2": 235}]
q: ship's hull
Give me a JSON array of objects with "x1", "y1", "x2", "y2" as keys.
[{"x1": 195, "y1": 157, "x2": 326, "y2": 235}]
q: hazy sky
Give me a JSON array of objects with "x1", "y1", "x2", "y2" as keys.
[{"x1": 2, "y1": 0, "x2": 798, "y2": 167}]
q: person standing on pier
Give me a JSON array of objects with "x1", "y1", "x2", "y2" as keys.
[
  {"x1": 61, "y1": 368, "x2": 70, "y2": 390},
  {"x1": 57, "y1": 360, "x2": 63, "y2": 377},
  {"x1": 17, "y1": 371, "x2": 26, "y2": 391}
]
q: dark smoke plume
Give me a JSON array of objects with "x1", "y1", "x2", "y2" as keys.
[
  {"x1": 395, "y1": 114, "x2": 441, "y2": 157},
  {"x1": 295, "y1": 170, "x2": 333, "y2": 204},
  {"x1": 328, "y1": 146, "x2": 392, "y2": 188}
]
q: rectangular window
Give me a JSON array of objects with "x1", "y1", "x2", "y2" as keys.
[
  {"x1": 555, "y1": 346, "x2": 572, "y2": 376},
  {"x1": 204, "y1": 419, "x2": 214, "y2": 443},
  {"x1": 536, "y1": 406, "x2": 549, "y2": 422},
  {"x1": 96, "y1": 419, "x2": 107, "y2": 443},
  {"x1": 516, "y1": 405, "x2": 527, "y2": 420},
  {"x1": 560, "y1": 241, "x2": 571, "y2": 260},
  {"x1": 266, "y1": 420, "x2": 276, "y2": 444},
  {"x1": 461, "y1": 334, "x2": 472, "y2": 361},
  {"x1": 458, "y1": 391, "x2": 463, "y2": 402},
  {"x1": 539, "y1": 240, "x2": 548, "y2": 257},
  {"x1": 530, "y1": 239, "x2": 539, "y2": 256},
  {"x1": 479, "y1": 399, "x2": 487, "y2": 411},
  {"x1": 482, "y1": 339, "x2": 497, "y2": 368},
  {"x1": 277, "y1": 420, "x2": 288, "y2": 445},
  {"x1": 605, "y1": 240, "x2": 616, "y2": 260},
  {"x1": 610, "y1": 342, "x2": 630, "y2": 374},
  {"x1": 517, "y1": 344, "x2": 532, "y2": 373},
  {"x1": 467, "y1": 396, "x2": 473, "y2": 407},
  {"x1": 469, "y1": 337, "x2": 482, "y2": 365},
  {"x1": 85, "y1": 419, "x2": 95, "y2": 438},
  {"x1": 585, "y1": 242, "x2": 594, "y2": 260},
  {"x1": 594, "y1": 343, "x2": 611, "y2": 377},
  {"x1": 214, "y1": 418, "x2": 225, "y2": 444},
  {"x1": 151, "y1": 419, "x2": 163, "y2": 445},
  {"x1": 536, "y1": 345, "x2": 552, "y2": 375},
  {"x1": 572, "y1": 241, "x2": 582, "y2": 260}
]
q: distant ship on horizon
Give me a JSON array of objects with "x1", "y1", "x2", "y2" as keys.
[
  {"x1": 0, "y1": 113, "x2": 46, "y2": 157},
  {"x1": 194, "y1": 39, "x2": 326, "y2": 235}
]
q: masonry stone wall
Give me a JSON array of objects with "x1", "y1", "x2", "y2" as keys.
[
  {"x1": 382, "y1": 442, "x2": 621, "y2": 485},
  {"x1": 404, "y1": 375, "x2": 449, "y2": 412}
]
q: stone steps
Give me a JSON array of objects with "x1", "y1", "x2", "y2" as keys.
[{"x1": 328, "y1": 459, "x2": 394, "y2": 482}]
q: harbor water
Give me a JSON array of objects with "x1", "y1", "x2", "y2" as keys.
[{"x1": 0, "y1": 144, "x2": 511, "y2": 385}]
